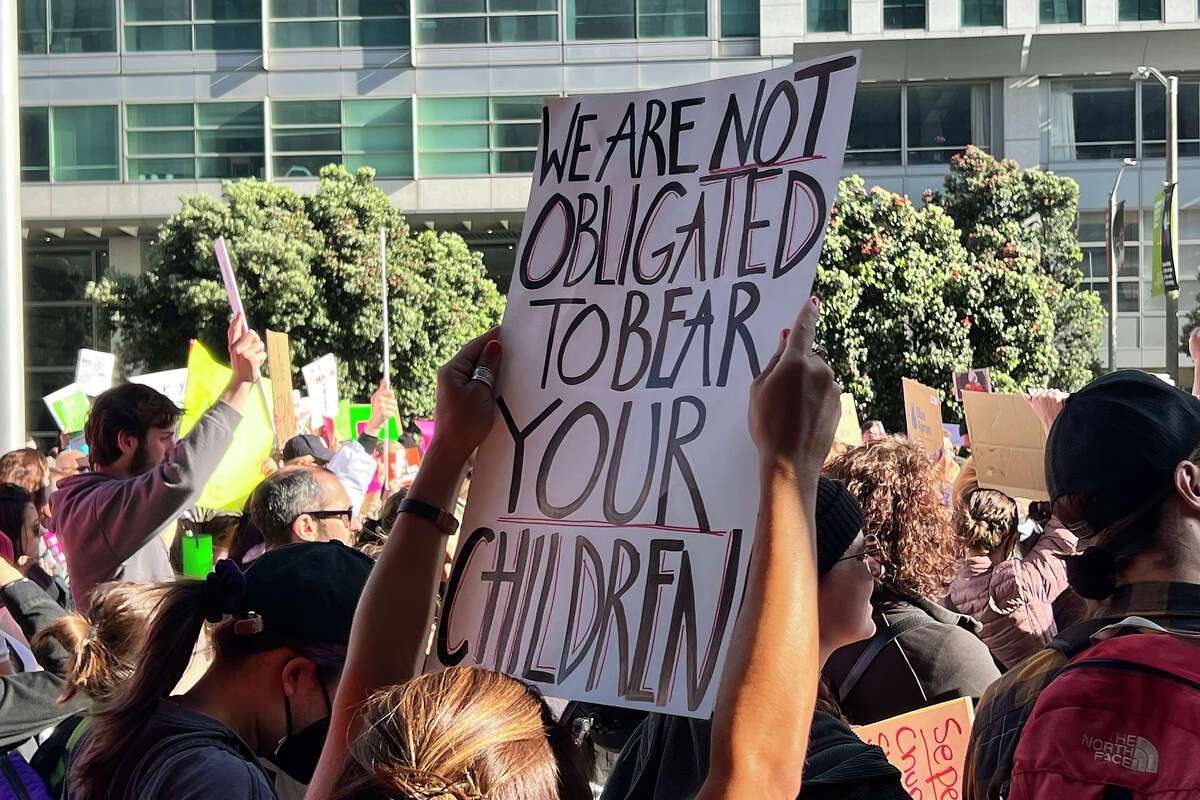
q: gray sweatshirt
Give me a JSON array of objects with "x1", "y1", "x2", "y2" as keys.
[{"x1": 51, "y1": 401, "x2": 242, "y2": 613}]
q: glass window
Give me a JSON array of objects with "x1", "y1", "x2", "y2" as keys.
[
  {"x1": 907, "y1": 84, "x2": 990, "y2": 164},
  {"x1": 20, "y1": 108, "x2": 50, "y2": 183},
  {"x1": 883, "y1": 0, "x2": 924, "y2": 28},
  {"x1": 807, "y1": 0, "x2": 847, "y2": 31},
  {"x1": 415, "y1": 0, "x2": 556, "y2": 44},
  {"x1": 125, "y1": 0, "x2": 261, "y2": 50},
  {"x1": 845, "y1": 86, "x2": 901, "y2": 166},
  {"x1": 271, "y1": 0, "x2": 409, "y2": 47},
  {"x1": 49, "y1": 0, "x2": 118, "y2": 52},
  {"x1": 1118, "y1": 0, "x2": 1160, "y2": 19},
  {"x1": 416, "y1": 95, "x2": 542, "y2": 176},
  {"x1": 638, "y1": 0, "x2": 705, "y2": 36},
  {"x1": 51, "y1": 106, "x2": 119, "y2": 182},
  {"x1": 721, "y1": 0, "x2": 757, "y2": 35},
  {"x1": 19, "y1": 0, "x2": 49, "y2": 53},
  {"x1": 569, "y1": 0, "x2": 707, "y2": 39},
  {"x1": 126, "y1": 101, "x2": 265, "y2": 181},
  {"x1": 272, "y1": 99, "x2": 413, "y2": 179},
  {"x1": 1142, "y1": 83, "x2": 1200, "y2": 159},
  {"x1": 962, "y1": 0, "x2": 1003, "y2": 25},
  {"x1": 1050, "y1": 81, "x2": 1134, "y2": 161},
  {"x1": 1040, "y1": 0, "x2": 1081, "y2": 22}
]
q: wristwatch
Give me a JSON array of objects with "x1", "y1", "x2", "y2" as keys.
[{"x1": 398, "y1": 498, "x2": 460, "y2": 535}]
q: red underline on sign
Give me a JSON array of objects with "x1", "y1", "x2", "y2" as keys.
[
  {"x1": 705, "y1": 154, "x2": 827, "y2": 177},
  {"x1": 498, "y1": 516, "x2": 726, "y2": 536}
]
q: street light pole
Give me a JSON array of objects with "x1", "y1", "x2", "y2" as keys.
[
  {"x1": 1108, "y1": 158, "x2": 1135, "y2": 372},
  {"x1": 1133, "y1": 65, "x2": 1180, "y2": 384}
]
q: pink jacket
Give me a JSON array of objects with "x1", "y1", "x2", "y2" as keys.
[{"x1": 946, "y1": 520, "x2": 1078, "y2": 669}]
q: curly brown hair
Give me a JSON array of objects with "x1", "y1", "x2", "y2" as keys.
[{"x1": 823, "y1": 438, "x2": 960, "y2": 600}]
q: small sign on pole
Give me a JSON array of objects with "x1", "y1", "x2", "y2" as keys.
[{"x1": 266, "y1": 330, "x2": 298, "y2": 444}]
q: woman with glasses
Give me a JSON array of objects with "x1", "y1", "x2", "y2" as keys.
[
  {"x1": 600, "y1": 477, "x2": 909, "y2": 800},
  {"x1": 822, "y1": 439, "x2": 1001, "y2": 726}
]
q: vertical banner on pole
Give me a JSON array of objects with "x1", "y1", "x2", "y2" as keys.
[
  {"x1": 266, "y1": 330, "x2": 298, "y2": 444},
  {"x1": 1161, "y1": 183, "x2": 1179, "y2": 293},
  {"x1": 1112, "y1": 200, "x2": 1125, "y2": 278},
  {"x1": 431, "y1": 55, "x2": 861, "y2": 717}
]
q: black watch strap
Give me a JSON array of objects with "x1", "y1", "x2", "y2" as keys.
[{"x1": 398, "y1": 498, "x2": 460, "y2": 535}]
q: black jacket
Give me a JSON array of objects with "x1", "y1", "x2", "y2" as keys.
[
  {"x1": 822, "y1": 587, "x2": 1001, "y2": 726},
  {"x1": 0, "y1": 578, "x2": 88, "y2": 749}
]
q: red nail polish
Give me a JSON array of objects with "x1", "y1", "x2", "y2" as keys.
[
  {"x1": 485, "y1": 340, "x2": 502, "y2": 355},
  {"x1": 780, "y1": 329, "x2": 790, "y2": 343}
]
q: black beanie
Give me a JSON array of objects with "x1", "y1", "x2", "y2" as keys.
[
  {"x1": 817, "y1": 477, "x2": 864, "y2": 577},
  {"x1": 1045, "y1": 370, "x2": 1200, "y2": 516}
]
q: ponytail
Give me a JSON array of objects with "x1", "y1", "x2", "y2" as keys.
[{"x1": 68, "y1": 579, "x2": 210, "y2": 796}]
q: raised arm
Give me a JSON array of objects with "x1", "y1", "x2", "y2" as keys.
[
  {"x1": 307, "y1": 327, "x2": 501, "y2": 800},
  {"x1": 698, "y1": 298, "x2": 840, "y2": 800}
]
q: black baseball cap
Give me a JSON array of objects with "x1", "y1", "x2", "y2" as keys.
[
  {"x1": 282, "y1": 433, "x2": 336, "y2": 463},
  {"x1": 1045, "y1": 370, "x2": 1200, "y2": 517},
  {"x1": 243, "y1": 541, "x2": 371, "y2": 645}
]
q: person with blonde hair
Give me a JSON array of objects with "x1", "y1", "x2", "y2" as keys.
[
  {"x1": 946, "y1": 489, "x2": 1077, "y2": 670},
  {"x1": 822, "y1": 438, "x2": 999, "y2": 725}
]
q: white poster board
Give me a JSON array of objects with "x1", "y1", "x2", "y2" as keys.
[
  {"x1": 75, "y1": 349, "x2": 116, "y2": 397},
  {"x1": 301, "y1": 354, "x2": 339, "y2": 421},
  {"x1": 130, "y1": 368, "x2": 189, "y2": 407},
  {"x1": 433, "y1": 54, "x2": 860, "y2": 717}
]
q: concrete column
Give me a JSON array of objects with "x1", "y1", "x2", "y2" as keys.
[
  {"x1": 760, "y1": 0, "x2": 807, "y2": 56},
  {"x1": 0, "y1": 0, "x2": 26, "y2": 451},
  {"x1": 1003, "y1": 76, "x2": 1043, "y2": 169}
]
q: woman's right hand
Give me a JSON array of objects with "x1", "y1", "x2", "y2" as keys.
[
  {"x1": 427, "y1": 326, "x2": 503, "y2": 465},
  {"x1": 749, "y1": 297, "x2": 840, "y2": 479}
]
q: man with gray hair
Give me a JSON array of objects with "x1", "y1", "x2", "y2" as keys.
[{"x1": 248, "y1": 466, "x2": 354, "y2": 551}]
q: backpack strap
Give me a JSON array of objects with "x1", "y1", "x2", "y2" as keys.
[
  {"x1": 838, "y1": 613, "x2": 936, "y2": 703},
  {"x1": 1048, "y1": 618, "x2": 1113, "y2": 659}
]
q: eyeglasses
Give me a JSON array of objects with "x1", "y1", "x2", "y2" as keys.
[
  {"x1": 836, "y1": 535, "x2": 884, "y2": 574},
  {"x1": 297, "y1": 507, "x2": 353, "y2": 525}
]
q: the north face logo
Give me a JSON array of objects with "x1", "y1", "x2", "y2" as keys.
[{"x1": 1081, "y1": 733, "x2": 1159, "y2": 773}]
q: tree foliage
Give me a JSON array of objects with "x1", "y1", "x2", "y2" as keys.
[
  {"x1": 91, "y1": 165, "x2": 505, "y2": 424},
  {"x1": 817, "y1": 149, "x2": 1103, "y2": 430}
]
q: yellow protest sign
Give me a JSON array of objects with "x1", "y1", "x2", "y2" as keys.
[
  {"x1": 180, "y1": 340, "x2": 275, "y2": 512},
  {"x1": 854, "y1": 696, "x2": 975, "y2": 799},
  {"x1": 836, "y1": 393, "x2": 862, "y2": 446},
  {"x1": 902, "y1": 378, "x2": 944, "y2": 457},
  {"x1": 962, "y1": 391, "x2": 1049, "y2": 501}
]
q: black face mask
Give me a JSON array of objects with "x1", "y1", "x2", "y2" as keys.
[{"x1": 271, "y1": 672, "x2": 332, "y2": 785}]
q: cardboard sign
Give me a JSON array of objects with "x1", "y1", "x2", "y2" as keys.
[
  {"x1": 951, "y1": 367, "x2": 992, "y2": 401},
  {"x1": 266, "y1": 330, "x2": 298, "y2": 444},
  {"x1": 962, "y1": 392, "x2": 1049, "y2": 501},
  {"x1": 433, "y1": 54, "x2": 860, "y2": 717},
  {"x1": 835, "y1": 393, "x2": 862, "y2": 445},
  {"x1": 302, "y1": 354, "x2": 339, "y2": 421},
  {"x1": 129, "y1": 368, "x2": 189, "y2": 406},
  {"x1": 75, "y1": 349, "x2": 116, "y2": 397},
  {"x1": 180, "y1": 341, "x2": 275, "y2": 511},
  {"x1": 902, "y1": 378, "x2": 944, "y2": 457},
  {"x1": 43, "y1": 383, "x2": 90, "y2": 432},
  {"x1": 854, "y1": 696, "x2": 975, "y2": 800}
]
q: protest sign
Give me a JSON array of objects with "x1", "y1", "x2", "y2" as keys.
[
  {"x1": 350, "y1": 404, "x2": 402, "y2": 442},
  {"x1": 902, "y1": 378, "x2": 944, "y2": 458},
  {"x1": 333, "y1": 399, "x2": 353, "y2": 442},
  {"x1": 942, "y1": 423, "x2": 963, "y2": 449},
  {"x1": 388, "y1": 446, "x2": 422, "y2": 488},
  {"x1": 951, "y1": 367, "x2": 992, "y2": 401},
  {"x1": 43, "y1": 383, "x2": 90, "y2": 432},
  {"x1": 75, "y1": 349, "x2": 116, "y2": 397},
  {"x1": 129, "y1": 368, "x2": 188, "y2": 406},
  {"x1": 835, "y1": 392, "x2": 862, "y2": 446},
  {"x1": 302, "y1": 354, "x2": 340, "y2": 421},
  {"x1": 214, "y1": 236, "x2": 276, "y2": 443},
  {"x1": 415, "y1": 419, "x2": 436, "y2": 454},
  {"x1": 266, "y1": 330, "x2": 298, "y2": 443},
  {"x1": 853, "y1": 696, "x2": 975, "y2": 800},
  {"x1": 180, "y1": 341, "x2": 275, "y2": 511},
  {"x1": 961, "y1": 391, "x2": 1049, "y2": 501},
  {"x1": 433, "y1": 54, "x2": 860, "y2": 717}
]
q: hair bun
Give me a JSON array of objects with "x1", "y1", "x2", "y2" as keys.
[
  {"x1": 200, "y1": 559, "x2": 247, "y2": 623},
  {"x1": 1065, "y1": 545, "x2": 1119, "y2": 600}
]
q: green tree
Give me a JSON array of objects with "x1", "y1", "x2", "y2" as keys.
[
  {"x1": 932, "y1": 147, "x2": 1103, "y2": 391},
  {"x1": 91, "y1": 165, "x2": 505, "y2": 424}
]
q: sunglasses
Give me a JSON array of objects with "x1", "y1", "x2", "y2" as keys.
[{"x1": 296, "y1": 507, "x2": 353, "y2": 524}]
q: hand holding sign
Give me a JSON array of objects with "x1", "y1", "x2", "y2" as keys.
[
  {"x1": 364, "y1": 380, "x2": 399, "y2": 438},
  {"x1": 227, "y1": 313, "x2": 266, "y2": 387},
  {"x1": 1025, "y1": 388, "x2": 1068, "y2": 436},
  {"x1": 429, "y1": 326, "x2": 502, "y2": 464},
  {"x1": 750, "y1": 299, "x2": 840, "y2": 477}
]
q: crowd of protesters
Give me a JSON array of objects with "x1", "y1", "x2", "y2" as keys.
[{"x1": 2, "y1": 302, "x2": 1200, "y2": 800}]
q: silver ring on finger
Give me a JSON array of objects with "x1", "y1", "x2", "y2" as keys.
[
  {"x1": 471, "y1": 365, "x2": 497, "y2": 390},
  {"x1": 811, "y1": 344, "x2": 828, "y2": 359}
]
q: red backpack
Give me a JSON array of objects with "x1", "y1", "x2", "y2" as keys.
[{"x1": 1009, "y1": 632, "x2": 1200, "y2": 799}]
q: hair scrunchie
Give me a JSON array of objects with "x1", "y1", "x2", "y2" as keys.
[
  {"x1": 200, "y1": 559, "x2": 248, "y2": 623},
  {"x1": 1064, "y1": 545, "x2": 1119, "y2": 601}
]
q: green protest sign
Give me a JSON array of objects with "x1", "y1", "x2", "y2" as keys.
[{"x1": 43, "y1": 383, "x2": 91, "y2": 432}]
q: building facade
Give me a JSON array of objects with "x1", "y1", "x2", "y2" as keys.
[{"x1": 14, "y1": 0, "x2": 1200, "y2": 439}]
